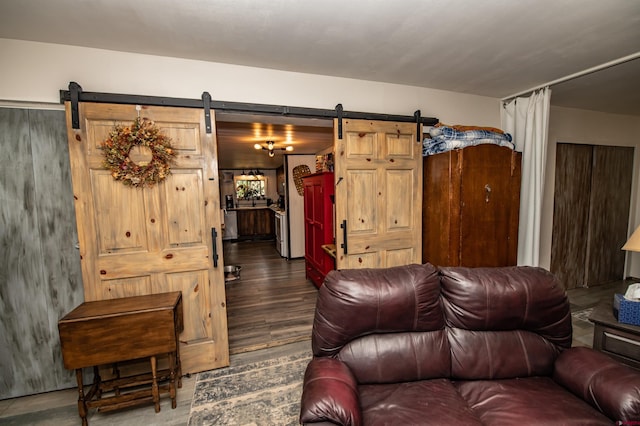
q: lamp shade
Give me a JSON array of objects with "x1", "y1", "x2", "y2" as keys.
[{"x1": 622, "y1": 225, "x2": 640, "y2": 252}]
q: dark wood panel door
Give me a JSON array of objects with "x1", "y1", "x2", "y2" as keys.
[
  {"x1": 585, "y1": 145, "x2": 634, "y2": 286},
  {"x1": 551, "y1": 143, "x2": 634, "y2": 289},
  {"x1": 551, "y1": 144, "x2": 593, "y2": 289},
  {"x1": 459, "y1": 145, "x2": 521, "y2": 267}
]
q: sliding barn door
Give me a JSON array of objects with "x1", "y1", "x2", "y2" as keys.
[
  {"x1": 334, "y1": 119, "x2": 422, "y2": 269},
  {"x1": 65, "y1": 102, "x2": 228, "y2": 373}
]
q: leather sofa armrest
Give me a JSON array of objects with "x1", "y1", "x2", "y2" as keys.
[
  {"x1": 300, "y1": 357, "x2": 362, "y2": 426},
  {"x1": 553, "y1": 347, "x2": 640, "y2": 421}
]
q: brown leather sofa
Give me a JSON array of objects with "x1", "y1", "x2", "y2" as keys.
[{"x1": 299, "y1": 263, "x2": 640, "y2": 425}]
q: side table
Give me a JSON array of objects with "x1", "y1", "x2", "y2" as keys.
[
  {"x1": 589, "y1": 299, "x2": 640, "y2": 370},
  {"x1": 58, "y1": 292, "x2": 183, "y2": 426}
]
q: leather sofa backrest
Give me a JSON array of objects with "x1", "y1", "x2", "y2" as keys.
[
  {"x1": 440, "y1": 266, "x2": 572, "y2": 379},
  {"x1": 311, "y1": 263, "x2": 572, "y2": 384},
  {"x1": 312, "y1": 263, "x2": 448, "y2": 383}
]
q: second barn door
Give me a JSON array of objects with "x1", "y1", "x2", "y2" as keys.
[
  {"x1": 65, "y1": 102, "x2": 228, "y2": 374},
  {"x1": 334, "y1": 119, "x2": 422, "y2": 269}
]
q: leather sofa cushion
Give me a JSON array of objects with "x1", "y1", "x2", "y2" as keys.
[
  {"x1": 456, "y1": 377, "x2": 612, "y2": 425},
  {"x1": 440, "y1": 266, "x2": 571, "y2": 378},
  {"x1": 359, "y1": 379, "x2": 482, "y2": 426},
  {"x1": 338, "y1": 330, "x2": 450, "y2": 383},
  {"x1": 312, "y1": 263, "x2": 442, "y2": 358},
  {"x1": 440, "y1": 266, "x2": 571, "y2": 344},
  {"x1": 448, "y1": 328, "x2": 559, "y2": 379}
]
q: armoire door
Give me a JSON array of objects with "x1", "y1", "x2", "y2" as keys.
[
  {"x1": 458, "y1": 145, "x2": 521, "y2": 267},
  {"x1": 65, "y1": 102, "x2": 229, "y2": 373},
  {"x1": 333, "y1": 119, "x2": 422, "y2": 269},
  {"x1": 551, "y1": 143, "x2": 634, "y2": 289},
  {"x1": 422, "y1": 145, "x2": 521, "y2": 267}
]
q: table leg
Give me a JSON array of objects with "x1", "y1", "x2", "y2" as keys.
[
  {"x1": 111, "y1": 363, "x2": 121, "y2": 396},
  {"x1": 175, "y1": 343, "x2": 182, "y2": 389},
  {"x1": 93, "y1": 366, "x2": 102, "y2": 399},
  {"x1": 75, "y1": 369, "x2": 88, "y2": 426},
  {"x1": 168, "y1": 352, "x2": 177, "y2": 409},
  {"x1": 150, "y1": 355, "x2": 160, "y2": 413}
]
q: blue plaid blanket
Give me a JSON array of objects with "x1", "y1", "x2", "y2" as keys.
[{"x1": 423, "y1": 126, "x2": 515, "y2": 156}]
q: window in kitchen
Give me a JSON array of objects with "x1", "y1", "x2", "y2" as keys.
[{"x1": 235, "y1": 177, "x2": 266, "y2": 199}]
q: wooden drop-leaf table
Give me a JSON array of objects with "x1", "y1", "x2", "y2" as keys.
[{"x1": 58, "y1": 292, "x2": 183, "y2": 426}]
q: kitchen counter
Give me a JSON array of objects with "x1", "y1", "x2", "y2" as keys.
[
  {"x1": 229, "y1": 206, "x2": 270, "y2": 210},
  {"x1": 229, "y1": 205, "x2": 285, "y2": 213}
]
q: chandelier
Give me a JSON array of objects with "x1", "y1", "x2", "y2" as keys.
[{"x1": 254, "y1": 141, "x2": 293, "y2": 157}]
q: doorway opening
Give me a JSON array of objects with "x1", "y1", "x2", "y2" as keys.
[
  {"x1": 223, "y1": 240, "x2": 316, "y2": 354},
  {"x1": 215, "y1": 113, "x2": 333, "y2": 354}
]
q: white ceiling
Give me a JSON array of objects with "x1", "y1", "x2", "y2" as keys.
[{"x1": 1, "y1": 0, "x2": 639, "y2": 168}]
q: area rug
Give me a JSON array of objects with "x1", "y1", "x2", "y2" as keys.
[
  {"x1": 571, "y1": 307, "x2": 594, "y2": 323},
  {"x1": 188, "y1": 349, "x2": 312, "y2": 425}
]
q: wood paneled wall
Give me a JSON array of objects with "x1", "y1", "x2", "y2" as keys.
[{"x1": 0, "y1": 108, "x2": 83, "y2": 399}]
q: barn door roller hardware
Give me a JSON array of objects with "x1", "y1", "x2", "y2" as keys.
[
  {"x1": 335, "y1": 103, "x2": 344, "y2": 139},
  {"x1": 69, "y1": 82, "x2": 82, "y2": 129},
  {"x1": 202, "y1": 91, "x2": 213, "y2": 133},
  {"x1": 61, "y1": 82, "x2": 438, "y2": 132},
  {"x1": 414, "y1": 110, "x2": 422, "y2": 142}
]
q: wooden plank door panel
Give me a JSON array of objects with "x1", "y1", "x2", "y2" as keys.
[
  {"x1": 459, "y1": 146, "x2": 521, "y2": 267},
  {"x1": 65, "y1": 102, "x2": 228, "y2": 374},
  {"x1": 422, "y1": 152, "x2": 458, "y2": 266},
  {"x1": 551, "y1": 144, "x2": 592, "y2": 289},
  {"x1": 334, "y1": 119, "x2": 421, "y2": 269},
  {"x1": 551, "y1": 143, "x2": 633, "y2": 289},
  {"x1": 585, "y1": 145, "x2": 634, "y2": 286}
]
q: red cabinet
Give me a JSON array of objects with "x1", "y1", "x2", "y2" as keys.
[{"x1": 303, "y1": 172, "x2": 335, "y2": 288}]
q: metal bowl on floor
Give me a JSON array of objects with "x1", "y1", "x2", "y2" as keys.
[{"x1": 224, "y1": 265, "x2": 242, "y2": 282}]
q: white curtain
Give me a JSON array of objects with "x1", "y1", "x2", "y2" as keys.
[{"x1": 501, "y1": 87, "x2": 551, "y2": 267}]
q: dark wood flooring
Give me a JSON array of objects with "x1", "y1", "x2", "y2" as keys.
[{"x1": 223, "y1": 240, "x2": 318, "y2": 355}]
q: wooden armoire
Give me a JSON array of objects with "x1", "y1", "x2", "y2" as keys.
[
  {"x1": 303, "y1": 172, "x2": 335, "y2": 287},
  {"x1": 422, "y1": 144, "x2": 522, "y2": 267}
]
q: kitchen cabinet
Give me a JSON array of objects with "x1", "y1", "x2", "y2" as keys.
[
  {"x1": 303, "y1": 172, "x2": 335, "y2": 287},
  {"x1": 422, "y1": 145, "x2": 521, "y2": 267},
  {"x1": 236, "y1": 208, "x2": 275, "y2": 239}
]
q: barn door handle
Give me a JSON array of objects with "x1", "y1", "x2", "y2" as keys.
[
  {"x1": 211, "y1": 227, "x2": 219, "y2": 267},
  {"x1": 340, "y1": 220, "x2": 348, "y2": 255}
]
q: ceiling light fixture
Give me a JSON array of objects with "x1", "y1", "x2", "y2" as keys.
[{"x1": 254, "y1": 140, "x2": 293, "y2": 158}]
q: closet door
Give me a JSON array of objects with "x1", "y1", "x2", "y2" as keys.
[
  {"x1": 584, "y1": 146, "x2": 634, "y2": 286},
  {"x1": 65, "y1": 102, "x2": 228, "y2": 374},
  {"x1": 551, "y1": 144, "x2": 593, "y2": 289},
  {"x1": 551, "y1": 143, "x2": 634, "y2": 289},
  {"x1": 333, "y1": 119, "x2": 422, "y2": 269}
]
